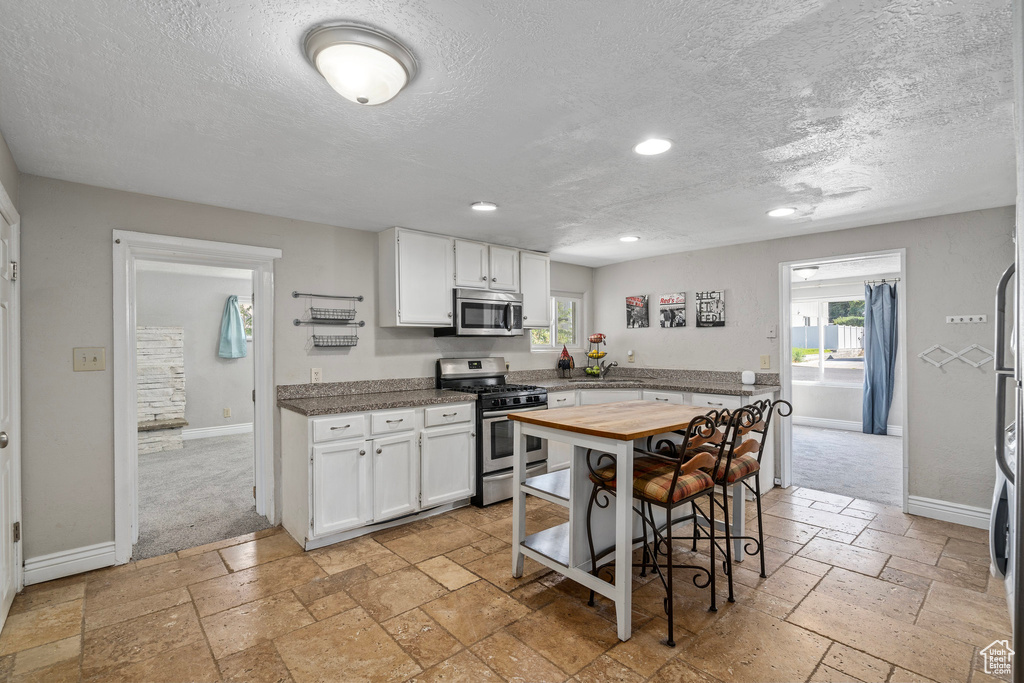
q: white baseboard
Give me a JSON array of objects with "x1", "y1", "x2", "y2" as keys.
[
  {"x1": 907, "y1": 495, "x2": 990, "y2": 530},
  {"x1": 24, "y1": 541, "x2": 118, "y2": 585},
  {"x1": 181, "y1": 423, "x2": 253, "y2": 440},
  {"x1": 793, "y1": 415, "x2": 903, "y2": 437}
]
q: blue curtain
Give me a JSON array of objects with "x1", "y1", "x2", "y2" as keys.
[
  {"x1": 218, "y1": 295, "x2": 247, "y2": 359},
  {"x1": 863, "y1": 282, "x2": 897, "y2": 434}
]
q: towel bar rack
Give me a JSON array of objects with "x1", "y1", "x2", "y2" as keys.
[{"x1": 292, "y1": 291, "x2": 364, "y2": 301}]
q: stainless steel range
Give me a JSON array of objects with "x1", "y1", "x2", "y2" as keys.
[{"x1": 436, "y1": 357, "x2": 548, "y2": 506}]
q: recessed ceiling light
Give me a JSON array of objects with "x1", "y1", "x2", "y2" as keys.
[
  {"x1": 793, "y1": 266, "x2": 819, "y2": 280},
  {"x1": 767, "y1": 207, "x2": 797, "y2": 217},
  {"x1": 470, "y1": 202, "x2": 498, "y2": 211},
  {"x1": 620, "y1": 236, "x2": 640, "y2": 242},
  {"x1": 633, "y1": 139, "x2": 672, "y2": 156},
  {"x1": 304, "y1": 24, "x2": 417, "y2": 105}
]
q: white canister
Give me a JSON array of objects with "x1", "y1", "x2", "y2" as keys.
[{"x1": 741, "y1": 370, "x2": 756, "y2": 385}]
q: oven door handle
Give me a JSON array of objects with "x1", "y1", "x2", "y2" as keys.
[{"x1": 482, "y1": 405, "x2": 549, "y2": 419}]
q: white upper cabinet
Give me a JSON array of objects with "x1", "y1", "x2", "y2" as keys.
[
  {"x1": 379, "y1": 228, "x2": 454, "y2": 327},
  {"x1": 519, "y1": 251, "x2": 552, "y2": 328},
  {"x1": 454, "y1": 240, "x2": 490, "y2": 289},
  {"x1": 488, "y1": 246, "x2": 520, "y2": 291}
]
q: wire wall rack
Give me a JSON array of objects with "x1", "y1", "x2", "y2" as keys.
[{"x1": 292, "y1": 291, "x2": 364, "y2": 347}]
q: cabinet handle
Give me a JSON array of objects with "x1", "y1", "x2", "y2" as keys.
[
  {"x1": 556, "y1": 398, "x2": 567, "y2": 403},
  {"x1": 471, "y1": 432, "x2": 476, "y2": 437},
  {"x1": 447, "y1": 312, "x2": 452, "y2": 318},
  {"x1": 707, "y1": 402, "x2": 723, "y2": 406},
  {"x1": 359, "y1": 450, "x2": 366, "y2": 456},
  {"x1": 655, "y1": 397, "x2": 668, "y2": 402},
  {"x1": 386, "y1": 419, "x2": 404, "y2": 424},
  {"x1": 491, "y1": 277, "x2": 497, "y2": 282},
  {"x1": 330, "y1": 425, "x2": 351, "y2": 430},
  {"x1": 481, "y1": 275, "x2": 487, "y2": 281},
  {"x1": 376, "y1": 448, "x2": 383, "y2": 454},
  {"x1": 524, "y1": 316, "x2": 528, "y2": 320},
  {"x1": 442, "y1": 412, "x2": 457, "y2": 417}
]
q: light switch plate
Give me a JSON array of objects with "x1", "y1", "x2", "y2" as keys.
[
  {"x1": 73, "y1": 347, "x2": 106, "y2": 372},
  {"x1": 759, "y1": 354, "x2": 771, "y2": 369},
  {"x1": 223, "y1": 408, "x2": 231, "y2": 418}
]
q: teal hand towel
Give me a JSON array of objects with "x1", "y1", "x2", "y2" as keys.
[{"x1": 218, "y1": 295, "x2": 248, "y2": 359}]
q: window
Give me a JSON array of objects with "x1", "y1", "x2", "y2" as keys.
[
  {"x1": 791, "y1": 297, "x2": 865, "y2": 384},
  {"x1": 238, "y1": 295, "x2": 253, "y2": 342},
  {"x1": 531, "y1": 294, "x2": 582, "y2": 350}
]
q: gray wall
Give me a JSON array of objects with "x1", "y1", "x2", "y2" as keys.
[
  {"x1": 0, "y1": 128, "x2": 17, "y2": 210},
  {"x1": 137, "y1": 268, "x2": 254, "y2": 431},
  {"x1": 18, "y1": 174, "x2": 593, "y2": 558},
  {"x1": 593, "y1": 207, "x2": 1013, "y2": 510}
]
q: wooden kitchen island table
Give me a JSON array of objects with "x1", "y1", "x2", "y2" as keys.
[{"x1": 509, "y1": 400, "x2": 747, "y2": 641}]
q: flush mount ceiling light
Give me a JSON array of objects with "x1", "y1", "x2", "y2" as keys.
[
  {"x1": 793, "y1": 266, "x2": 819, "y2": 280},
  {"x1": 619, "y1": 236, "x2": 640, "y2": 242},
  {"x1": 470, "y1": 202, "x2": 498, "y2": 211},
  {"x1": 633, "y1": 138, "x2": 672, "y2": 155},
  {"x1": 304, "y1": 24, "x2": 417, "y2": 105},
  {"x1": 767, "y1": 206, "x2": 797, "y2": 217}
]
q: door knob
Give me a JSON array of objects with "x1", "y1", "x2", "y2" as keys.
[{"x1": 0, "y1": 432, "x2": 8, "y2": 448}]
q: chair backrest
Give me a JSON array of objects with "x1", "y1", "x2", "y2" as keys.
[{"x1": 731, "y1": 399, "x2": 793, "y2": 466}]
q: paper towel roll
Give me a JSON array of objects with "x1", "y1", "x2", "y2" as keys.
[{"x1": 741, "y1": 370, "x2": 756, "y2": 385}]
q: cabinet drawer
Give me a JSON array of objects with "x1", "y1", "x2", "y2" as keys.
[
  {"x1": 424, "y1": 403, "x2": 473, "y2": 428},
  {"x1": 312, "y1": 414, "x2": 366, "y2": 443},
  {"x1": 643, "y1": 390, "x2": 684, "y2": 404},
  {"x1": 371, "y1": 409, "x2": 417, "y2": 435},
  {"x1": 691, "y1": 393, "x2": 742, "y2": 410},
  {"x1": 548, "y1": 391, "x2": 575, "y2": 409}
]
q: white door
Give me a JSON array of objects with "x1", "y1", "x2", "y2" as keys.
[
  {"x1": 372, "y1": 433, "x2": 419, "y2": 521},
  {"x1": 397, "y1": 230, "x2": 454, "y2": 325},
  {"x1": 488, "y1": 246, "x2": 519, "y2": 291},
  {"x1": 312, "y1": 441, "x2": 371, "y2": 537},
  {"x1": 519, "y1": 252, "x2": 551, "y2": 328},
  {"x1": 421, "y1": 425, "x2": 474, "y2": 507},
  {"x1": 0, "y1": 209, "x2": 19, "y2": 626},
  {"x1": 454, "y1": 240, "x2": 489, "y2": 289}
]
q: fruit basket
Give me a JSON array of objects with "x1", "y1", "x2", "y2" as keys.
[
  {"x1": 585, "y1": 334, "x2": 607, "y2": 376},
  {"x1": 588, "y1": 333, "x2": 606, "y2": 344},
  {"x1": 586, "y1": 350, "x2": 607, "y2": 359}
]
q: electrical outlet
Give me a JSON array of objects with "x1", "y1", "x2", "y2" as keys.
[
  {"x1": 73, "y1": 347, "x2": 106, "y2": 372},
  {"x1": 759, "y1": 355, "x2": 771, "y2": 369},
  {"x1": 311, "y1": 368, "x2": 322, "y2": 384},
  {"x1": 223, "y1": 408, "x2": 231, "y2": 418},
  {"x1": 627, "y1": 349, "x2": 635, "y2": 363}
]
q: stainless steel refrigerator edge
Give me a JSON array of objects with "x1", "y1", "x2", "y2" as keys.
[{"x1": 1013, "y1": 0, "x2": 1024, "y2": 676}]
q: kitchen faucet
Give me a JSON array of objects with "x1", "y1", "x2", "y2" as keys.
[{"x1": 599, "y1": 360, "x2": 618, "y2": 379}]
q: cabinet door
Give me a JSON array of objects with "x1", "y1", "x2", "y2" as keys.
[
  {"x1": 421, "y1": 425, "x2": 475, "y2": 507},
  {"x1": 520, "y1": 252, "x2": 551, "y2": 328},
  {"x1": 643, "y1": 390, "x2": 685, "y2": 405},
  {"x1": 454, "y1": 240, "x2": 489, "y2": 289},
  {"x1": 578, "y1": 390, "x2": 641, "y2": 405},
  {"x1": 397, "y1": 230, "x2": 454, "y2": 325},
  {"x1": 488, "y1": 246, "x2": 519, "y2": 291},
  {"x1": 372, "y1": 433, "x2": 419, "y2": 521},
  {"x1": 312, "y1": 440, "x2": 371, "y2": 537}
]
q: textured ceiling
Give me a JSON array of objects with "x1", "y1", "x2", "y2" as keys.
[
  {"x1": 0, "y1": 0, "x2": 1014, "y2": 266},
  {"x1": 791, "y1": 253, "x2": 901, "y2": 282}
]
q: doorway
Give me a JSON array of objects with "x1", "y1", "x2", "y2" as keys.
[
  {"x1": 113, "y1": 231, "x2": 281, "y2": 565},
  {"x1": 132, "y1": 261, "x2": 270, "y2": 559},
  {"x1": 0, "y1": 181, "x2": 20, "y2": 631},
  {"x1": 779, "y1": 250, "x2": 908, "y2": 509}
]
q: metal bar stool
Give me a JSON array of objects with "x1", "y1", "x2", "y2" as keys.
[{"x1": 584, "y1": 414, "x2": 723, "y2": 647}]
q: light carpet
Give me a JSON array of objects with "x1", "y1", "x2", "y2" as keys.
[
  {"x1": 133, "y1": 433, "x2": 273, "y2": 560},
  {"x1": 791, "y1": 424, "x2": 903, "y2": 506}
]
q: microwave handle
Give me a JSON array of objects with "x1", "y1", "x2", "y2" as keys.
[{"x1": 505, "y1": 303, "x2": 512, "y2": 331}]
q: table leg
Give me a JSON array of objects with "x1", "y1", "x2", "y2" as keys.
[
  {"x1": 613, "y1": 439, "x2": 633, "y2": 641},
  {"x1": 511, "y1": 420, "x2": 526, "y2": 578},
  {"x1": 731, "y1": 483, "x2": 745, "y2": 562}
]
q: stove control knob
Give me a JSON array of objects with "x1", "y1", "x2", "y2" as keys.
[
  {"x1": 513, "y1": 397, "x2": 522, "y2": 405},
  {"x1": 499, "y1": 399, "x2": 508, "y2": 406}
]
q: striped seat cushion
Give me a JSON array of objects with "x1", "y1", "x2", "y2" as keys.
[
  {"x1": 713, "y1": 452, "x2": 760, "y2": 484},
  {"x1": 589, "y1": 456, "x2": 714, "y2": 504}
]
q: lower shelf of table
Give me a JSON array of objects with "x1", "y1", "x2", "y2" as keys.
[
  {"x1": 519, "y1": 521, "x2": 618, "y2": 601},
  {"x1": 521, "y1": 469, "x2": 570, "y2": 507}
]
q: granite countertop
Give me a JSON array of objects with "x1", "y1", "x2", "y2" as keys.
[
  {"x1": 278, "y1": 389, "x2": 475, "y2": 416},
  {"x1": 531, "y1": 377, "x2": 781, "y2": 396}
]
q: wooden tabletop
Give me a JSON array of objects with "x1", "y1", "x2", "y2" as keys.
[{"x1": 509, "y1": 400, "x2": 713, "y2": 441}]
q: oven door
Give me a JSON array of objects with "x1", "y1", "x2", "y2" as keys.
[
  {"x1": 481, "y1": 406, "x2": 548, "y2": 474},
  {"x1": 456, "y1": 299, "x2": 524, "y2": 336}
]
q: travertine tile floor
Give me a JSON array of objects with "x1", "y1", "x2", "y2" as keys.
[{"x1": 0, "y1": 486, "x2": 1010, "y2": 682}]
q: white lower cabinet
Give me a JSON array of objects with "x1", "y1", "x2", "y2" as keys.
[
  {"x1": 421, "y1": 424, "x2": 475, "y2": 507},
  {"x1": 311, "y1": 440, "x2": 371, "y2": 537},
  {"x1": 642, "y1": 390, "x2": 686, "y2": 404},
  {"x1": 578, "y1": 389, "x2": 641, "y2": 405},
  {"x1": 281, "y1": 402, "x2": 475, "y2": 549},
  {"x1": 372, "y1": 433, "x2": 419, "y2": 521}
]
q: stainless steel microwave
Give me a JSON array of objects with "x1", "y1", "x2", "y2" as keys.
[{"x1": 435, "y1": 289, "x2": 524, "y2": 337}]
